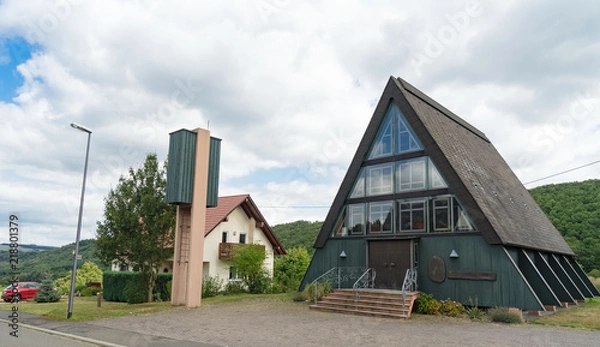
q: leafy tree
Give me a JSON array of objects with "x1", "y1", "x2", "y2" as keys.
[
  {"x1": 95, "y1": 153, "x2": 176, "y2": 302},
  {"x1": 54, "y1": 261, "x2": 103, "y2": 294},
  {"x1": 34, "y1": 278, "x2": 61, "y2": 303},
  {"x1": 228, "y1": 244, "x2": 269, "y2": 294},
  {"x1": 274, "y1": 247, "x2": 311, "y2": 291}
]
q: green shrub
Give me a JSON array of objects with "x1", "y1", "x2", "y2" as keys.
[
  {"x1": 466, "y1": 298, "x2": 484, "y2": 320},
  {"x1": 34, "y1": 279, "x2": 61, "y2": 303},
  {"x1": 166, "y1": 280, "x2": 172, "y2": 301},
  {"x1": 302, "y1": 281, "x2": 332, "y2": 303},
  {"x1": 124, "y1": 273, "x2": 148, "y2": 305},
  {"x1": 439, "y1": 299, "x2": 465, "y2": 317},
  {"x1": 588, "y1": 269, "x2": 600, "y2": 278},
  {"x1": 416, "y1": 293, "x2": 442, "y2": 315},
  {"x1": 247, "y1": 270, "x2": 271, "y2": 294},
  {"x1": 488, "y1": 307, "x2": 522, "y2": 323},
  {"x1": 202, "y1": 276, "x2": 223, "y2": 298},
  {"x1": 75, "y1": 284, "x2": 87, "y2": 293},
  {"x1": 80, "y1": 286, "x2": 102, "y2": 297},
  {"x1": 224, "y1": 281, "x2": 247, "y2": 295},
  {"x1": 152, "y1": 273, "x2": 172, "y2": 301},
  {"x1": 291, "y1": 291, "x2": 306, "y2": 302}
]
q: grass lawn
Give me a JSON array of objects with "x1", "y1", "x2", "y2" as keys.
[
  {"x1": 0, "y1": 292, "x2": 297, "y2": 322},
  {"x1": 0, "y1": 296, "x2": 178, "y2": 322},
  {"x1": 531, "y1": 298, "x2": 600, "y2": 330}
]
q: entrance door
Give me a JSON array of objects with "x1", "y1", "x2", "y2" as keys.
[{"x1": 368, "y1": 240, "x2": 413, "y2": 290}]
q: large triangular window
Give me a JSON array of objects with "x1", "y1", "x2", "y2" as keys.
[
  {"x1": 368, "y1": 103, "x2": 422, "y2": 159},
  {"x1": 396, "y1": 107, "x2": 422, "y2": 154}
]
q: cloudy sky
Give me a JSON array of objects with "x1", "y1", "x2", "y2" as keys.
[{"x1": 1, "y1": 0, "x2": 599, "y2": 247}]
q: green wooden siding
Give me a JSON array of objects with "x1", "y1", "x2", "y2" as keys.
[
  {"x1": 166, "y1": 130, "x2": 221, "y2": 207},
  {"x1": 207, "y1": 137, "x2": 221, "y2": 208},
  {"x1": 166, "y1": 129, "x2": 197, "y2": 204},
  {"x1": 418, "y1": 235, "x2": 544, "y2": 311},
  {"x1": 300, "y1": 238, "x2": 367, "y2": 290}
]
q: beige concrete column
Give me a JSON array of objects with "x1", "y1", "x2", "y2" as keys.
[
  {"x1": 170, "y1": 128, "x2": 210, "y2": 308},
  {"x1": 184, "y1": 128, "x2": 210, "y2": 307}
]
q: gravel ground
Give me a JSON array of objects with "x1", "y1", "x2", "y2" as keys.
[{"x1": 88, "y1": 298, "x2": 600, "y2": 347}]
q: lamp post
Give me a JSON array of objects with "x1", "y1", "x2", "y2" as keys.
[{"x1": 67, "y1": 122, "x2": 92, "y2": 319}]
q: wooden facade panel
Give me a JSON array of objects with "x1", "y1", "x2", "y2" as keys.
[
  {"x1": 418, "y1": 235, "x2": 544, "y2": 310},
  {"x1": 517, "y1": 250, "x2": 560, "y2": 306},
  {"x1": 166, "y1": 129, "x2": 197, "y2": 204},
  {"x1": 300, "y1": 239, "x2": 367, "y2": 290},
  {"x1": 207, "y1": 137, "x2": 221, "y2": 208}
]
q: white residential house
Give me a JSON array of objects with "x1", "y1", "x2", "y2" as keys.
[{"x1": 111, "y1": 194, "x2": 286, "y2": 285}]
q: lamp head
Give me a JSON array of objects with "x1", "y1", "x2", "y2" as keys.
[{"x1": 70, "y1": 122, "x2": 92, "y2": 133}]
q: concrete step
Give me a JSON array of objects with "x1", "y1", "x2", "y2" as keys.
[
  {"x1": 309, "y1": 304, "x2": 409, "y2": 319},
  {"x1": 310, "y1": 289, "x2": 420, "y2": 319}
]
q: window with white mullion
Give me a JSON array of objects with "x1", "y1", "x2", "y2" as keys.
[
  {"x1": 347, "y1": 204, "x2": 366, "y2": 235},
  {"x1": 368, "y1": 202, "x2": 394, "y2": 234},
  {"x1": 367, "y1": 163, "x2": 393, "y2": 196},
  {"x1": 398, "y1": 199, "x2": 427, "y2": 232},
  {"x1": 396, "y1": 158, "x2": 426, "y2": 192},
  {"x1": 433, "y1": 197, "x2": 452, "y2": 231}
]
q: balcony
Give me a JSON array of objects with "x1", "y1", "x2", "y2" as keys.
[{"x1": 219, "y1": 242, "x2": 265, "y2": 260}]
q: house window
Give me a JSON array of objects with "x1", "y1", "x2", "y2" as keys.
[
  {"x1": 347, "y1": 204, "x2": 365, "y2": 235},
  {"x1": 367, "y1": 163, "x2": 394, "y2": 196},
  {"x1": 397, "y1": 158, "x2": 426, "y2": 192},
  {"x1": 229, "y1": 266, "x2": 240, "y2": 281},
  {"x1": 399, "y1": 199, "x2": 427, "y2": 232},
  {"x1": 239, "y1": 233, "x2": 247, "y2": 244},
  {"x1": 222, "y1": 231, "x2": 228, "y2": 243},
  {"x1": 369, "y1": 202, "x2": 394, "y2": 234},
  {"x1": 120, "y1": 264, "x2": 129, "y2": 271},
  {"x1": 433, "y1": 197, "x2": 451, "y2": 231}
]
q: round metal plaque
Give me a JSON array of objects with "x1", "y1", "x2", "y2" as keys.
[{"x1": 428, "y1": 256, "x2": 446, "y2": 283}]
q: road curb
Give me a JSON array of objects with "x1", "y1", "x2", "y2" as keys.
[{"x1": 0, "y1": 318, "x2": 128, "y2": 347}]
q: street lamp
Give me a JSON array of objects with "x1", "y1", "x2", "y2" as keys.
[{"x1": 67, "y1": 122, "x2": 92, "y2": 319}]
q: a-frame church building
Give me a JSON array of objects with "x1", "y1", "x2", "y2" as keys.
[{"x1": 302, "y1": 76, "x2": 599, "y2": 312}]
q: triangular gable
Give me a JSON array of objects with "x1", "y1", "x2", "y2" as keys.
[
  {"x1": 206, "y1": 194, "x2": 286, "y2": 255},
  {"x1": 315, "y1": 76, "x2": 573, "y2": 256}
]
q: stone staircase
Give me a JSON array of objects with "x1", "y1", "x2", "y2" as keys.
[{"x1": 309, "y1": 288, "x2": 420, "y2": 319}]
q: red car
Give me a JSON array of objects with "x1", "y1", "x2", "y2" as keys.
[{"x1": 2, "y1": 282, "x2": 40, "y2": 301}]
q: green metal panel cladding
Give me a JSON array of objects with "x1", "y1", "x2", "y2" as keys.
[
  {"x1": 166, "y1": 129, "x2": 221, "y2": 207},
  {"x1": 206, "y1": 136, "x2": 221, "y2": 207},
  {"x1": 166, "y1": 129, "x2": 197, "y2": 204}
]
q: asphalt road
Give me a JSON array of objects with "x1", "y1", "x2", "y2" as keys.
[{"x1": 0, "y1": 326, "x2": 100, "y2": 347}]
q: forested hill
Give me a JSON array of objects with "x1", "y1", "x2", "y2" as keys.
[
  {"x1": 272, "y1": 220, "x2": 322, "y2": 254},
  {"x1": 0, "y1": 239, "x2": 106, "y2": 284},
  {"x1": 529, "y1": 179, "x2": 600, "y2": 273}
]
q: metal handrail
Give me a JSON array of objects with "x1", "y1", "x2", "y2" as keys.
[
  {"x1": 353, "y1": 268, "x2": 376, "y2": 308},
  {"x1": 402, "y1": 268, "x2": 417, "y2": 305},
  {"x1": 310, "y1": 267, "x2": 337, "y2": 304},
  {"x1": 310, "y1": 267, "x2": 368, "y2": 304}
]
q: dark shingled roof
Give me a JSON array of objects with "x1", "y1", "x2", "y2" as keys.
[{"x1": 314, "y1": 76, "x2": 573, "y2": 256}]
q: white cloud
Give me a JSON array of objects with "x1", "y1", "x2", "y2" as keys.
[{"x1": 0, "y1": 0, "x2": 599, "y2": 246}]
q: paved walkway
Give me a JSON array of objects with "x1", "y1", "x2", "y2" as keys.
[
  {"x1": 87, "y1": 298, "x2": 600, "y2": 347},
  {"x1": 6, "y1": 298, "x2": 600, "y2": 346}
]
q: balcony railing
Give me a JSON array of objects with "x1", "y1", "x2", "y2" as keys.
[{"x1": 219, "y1": 242, "x2": 265, "y2": 260}]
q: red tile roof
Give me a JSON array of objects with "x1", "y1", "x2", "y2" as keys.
[
  {"x1": 205, "y1": 194, "x2": 286, "y2": 255},
  {"x1": 205, "y1": 194, "x2": 249, "y2": 235}
]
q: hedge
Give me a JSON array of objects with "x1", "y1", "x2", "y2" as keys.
[{"x1": 103, "y1": 271, "x2": 172, "y2": 303}]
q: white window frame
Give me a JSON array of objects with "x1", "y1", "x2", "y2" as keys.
[{"x1": 367, "y1": 163, "x2": 394, "y2": 196}]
